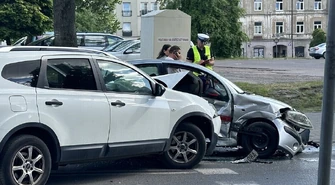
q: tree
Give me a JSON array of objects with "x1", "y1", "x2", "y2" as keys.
[
  {"x1": 53, "y1": 0, "x2": 77, "y2": 47},
  {"x1": 157, "y1": 0, "x2": 248, "y2": 58},
  {"x1": 0, "y1": 0, "x2": 53, "y2": 45},
  {"x1": 310, "y1": 28, "x2": 326, "y2": 47},
  {"x1": 75, "y1": 0, "x2": 121, "y2": 33}
]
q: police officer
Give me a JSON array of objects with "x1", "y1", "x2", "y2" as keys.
[{"x1": 186, "y1": 33, "x2": 215, "y2": 70}]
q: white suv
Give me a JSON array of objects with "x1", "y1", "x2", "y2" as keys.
[{"x1": 0, "y1": 47, "x2": 220, "y2": 185}]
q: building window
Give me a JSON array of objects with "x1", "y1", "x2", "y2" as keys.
[
  {"x1": 254, "y1": 22, "x2": 262, "y2": 35},
  {"x1": 122, "y1": 2, "x2": 132, "y2": 17},
  {"x1": 253, "y1": 48, "x2": 264, "y2": 58},
  {"x1": 276, "y1": 0, "x2": 283, "y2": 11},
  {"x1": 140, "y1": 2, "x2": 148, "y2": 15},
  {"x1": 296, "y1": 0, "x2": 304, "y2": 10},
  {"x1": 314, "y1": 21, "x2": 322, "y2": 30},
  {"x1": 151, "y1": 2, "x2": 158, "y2": 11},
  {"x1": 122, "y1": 22, "x2": 132, "y2": 37},
  {"x1": 314, "y1": 0, "x2": 322, "y2": 10},
  {"x1": 296, "y1": 22, "x2": 304, "y2": 33},
  {"x1": 254, "y1": 0, "x2": 262, "y2": 11},
  {"x1": 276, "y1": 22, "x2": 284, "y2": 34}
]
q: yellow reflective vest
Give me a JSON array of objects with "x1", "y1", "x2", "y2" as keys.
[{"x1": 192, "y1": 45, "x2": 213, "y2": 70}]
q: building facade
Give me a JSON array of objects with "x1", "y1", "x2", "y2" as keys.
[
  {"x1": 239, "y1": 0, "x2": 328, "y2": 58},
  {"x1": 115, "y1": 0, "x2": 159, "y2": 38}
]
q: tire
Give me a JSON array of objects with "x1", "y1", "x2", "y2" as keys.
[
  {"x1": 0, "y1": 135, "x2": 52, "y2": 185},
  {"x1": 323, "y1": 52, "x2": 326, "y2": 59},
  {"x1": 162, "y1": 123, "x2": 206, "y2": 169},
  {"x1": 241, "y1": 122, "x2": 278, "y2": 158},
  {"x1": 314, "y1": 56, "x2": 321, "y2": 59}
]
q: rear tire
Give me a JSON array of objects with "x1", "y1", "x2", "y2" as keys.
[
  {"x1": 0, "y1": 135, "x2": 51, "y2": 185},
  {"x1": 241, "y1": 122, "x2": 278, "y2": 158},
  {"x1": 323, "y1": 52, "x2": 326, "y2": 59},
  {"x1": 162, "y1": 123, "x2": 206, "y2": 169}
]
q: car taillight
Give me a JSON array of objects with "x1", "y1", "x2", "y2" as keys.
[{"x1": 315, "y1": 47, "x2": 319, "y2": 50}]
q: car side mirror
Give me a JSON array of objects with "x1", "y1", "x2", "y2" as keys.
[
  {"x1": 153, "y1": 83, "x2": 165, "y2": 96},
  {"x1": 124, "y1": 49, "x2": 133, "y2": 54},
  {"x1": 205, "y1": 88, "x2": 221, "y2": 98}
]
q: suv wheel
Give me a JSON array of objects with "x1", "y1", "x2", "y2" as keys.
[
  {"x1": 162, "y1": 123, "x2": 206, "y2": 169},
  {"x1": 0, "y1": 135, "x2": 51, "y2": 185}
]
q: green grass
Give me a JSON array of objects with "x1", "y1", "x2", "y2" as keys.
[{"x1": 235, "y1": 81, "x2": 324, "y2": 112}]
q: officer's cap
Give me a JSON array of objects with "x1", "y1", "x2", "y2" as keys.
[{"x1": 197, "y1": 33, "x2": 209, "y2": 42}]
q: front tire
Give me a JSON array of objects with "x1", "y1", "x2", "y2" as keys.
[
  {"x1": 162, "y1": 123, "x2": 206, "y2": 169},
  {"x1": 0, "y1": 135, "x2": 52, "y2": 185},
  {"x1": 241, "y1": 122, "x2": 278, "y2": 158}
]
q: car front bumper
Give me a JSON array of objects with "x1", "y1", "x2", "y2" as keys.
[{"x1": 273, "y1": 118, "x2": 311, "y2": 158}]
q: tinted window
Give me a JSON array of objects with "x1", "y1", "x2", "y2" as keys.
[
  {"x1": 97, "y1": 60, "x2": 152, "y2": 95},
  {"x1": 136, "y1": 65, "x2": 159, "y2": 76},
  {"x1": 2, "y1": 60, "x2": 41, "y2": 87},
  {"x1": 84, "y1": 35, "x2": 106, "y2": 47},
  {"x1": 46, "y1": 59, "x2": 97, "y2": 90}
]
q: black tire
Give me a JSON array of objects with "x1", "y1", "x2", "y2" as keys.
[
  {"x1": 323, "y1": 52, "x2": 326, "y2": 59},
  {"x1": 0, "y1": 135, "x2": 52, "y2": 185},
  {"x1": 314, "y1": 56, "x2": 321, "y2": 59},
  {"x1": 162, "y1": 123, "x2": 206, "y2": 169},
  {"x1": 241, "y1": 122, "x2": 278, "y2": 158}
]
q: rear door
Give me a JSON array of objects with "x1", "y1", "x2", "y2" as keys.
[{"x1": 36, "y1": 55, "x2": 110, "y2": 161}]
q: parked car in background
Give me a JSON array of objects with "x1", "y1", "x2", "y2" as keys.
[
  {"x1": 0, "y1": 46, "x2": 221, "y2": 185},
  {"x1": 309, "y1": 43, "x2": 326, "y2": 59},
  {"x1": 128, "y1": 59, "x2": 314, "y2": 159},
  {"x1": 28, "y1": 33, "x2": 123, "y2": 50},
  {"x1": 103, "y1": 39, "x2": 141, "y2": 61}
]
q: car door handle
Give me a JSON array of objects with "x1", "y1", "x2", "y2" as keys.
[
  {"x1": 111, "y1": 101, "x2": 125, "y2": 107},
  {"x1": 45, "y1": 100, "x2": 63, "y2": 106}
]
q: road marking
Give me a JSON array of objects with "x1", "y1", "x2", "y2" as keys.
[
  {"x1": 215, "y1": 181, "x2": 260, "y2": 185},
  {"x1": 195, "y1": 168, "x2": 238, "y2": 175}
]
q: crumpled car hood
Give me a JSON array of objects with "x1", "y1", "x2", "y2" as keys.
[{"x1": 234, "y1": 93, "x2": 292, "y2": 114}]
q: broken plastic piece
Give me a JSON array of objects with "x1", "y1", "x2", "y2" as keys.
[{"x1": 231, "y1": 149, "x2": 258, "y2": 164}]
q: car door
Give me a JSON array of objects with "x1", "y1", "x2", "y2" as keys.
[
  {"x1": 95, "y1": 59, "x2": 171, "y2": 156},
  {"x1": 36, "y1": 55, "x2": 110, "y2": 162}
]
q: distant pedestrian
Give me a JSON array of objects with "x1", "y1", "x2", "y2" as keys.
[
  {"x1": 157, "y1": 44, "x2": 171, "y2": 59},
  {"x1": 186, "y1": 33, "x2": 215, "y2": 70}
]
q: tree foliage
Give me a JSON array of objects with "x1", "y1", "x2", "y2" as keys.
[
  {"x1": 157, "y1": 0, "x2": 248, "y2": 58},
  {"x1": 0, "y1": 0, "x2": 53, "y2": 45},
  {"x1": 75, "y1": 0, "x2": 121, "y2": 33},
  {"x1": 310, "y1": 28, "x2": 326, "y2": 47}
]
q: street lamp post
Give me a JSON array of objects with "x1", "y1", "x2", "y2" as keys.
[{"x1": 273, "y1": 38, "x2": 279, "y2": 58}]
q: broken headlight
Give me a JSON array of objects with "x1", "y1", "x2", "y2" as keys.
[{"x1": 284, "y1": 110, "x2": 313, "y2": 129}]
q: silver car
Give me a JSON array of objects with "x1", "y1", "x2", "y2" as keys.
[
  {"x1": 128, "y1": 59, "x2": 313, "y2": 158},
  {"x1": 104, "y1": 39, "x2": 141, "y2": 61},
  {"x1": 309, "y1": 43, "x2": 326, "y2": 59}
]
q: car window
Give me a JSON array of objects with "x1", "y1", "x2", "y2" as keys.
[
  {"x1": 1, "y1": 60, "x2": 41, "y2": 87},
  {"x1": 77, "y1": 35, "x2": 85, "y2": 46},
  {"x1": 136, "y1": 64, "x2": 159, "y2": 76},
  {"x1": 84, "y1": 35, "x2": 106, "y2": 47},
  {"x1": 128, "y1": 43, "x2": 140, "y2": 53},
  {"x1": 97, "y1": 60, "x2": 152, "y2": 95},
  {"x1": 107, "y1": 36, "x2": 121, "y2": 45},
  {"x1": 46, "y1": 58, "x2": 97, "y2": 90},
  {"x1": 111, "y1": 40, "x2": 136, "y2": 52}
]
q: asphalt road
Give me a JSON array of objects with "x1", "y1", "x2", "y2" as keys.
[{"x1": 47, "y1": 145, "x2": 334, "y2": 185}]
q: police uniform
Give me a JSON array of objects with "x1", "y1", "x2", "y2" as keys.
[{"x1": 186, "y1": 33, "x2": 214, "y2": 70}]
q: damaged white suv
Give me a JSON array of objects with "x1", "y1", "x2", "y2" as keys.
[{"x1": 0, "y1": 46, "x2": 221, "y2": 185}]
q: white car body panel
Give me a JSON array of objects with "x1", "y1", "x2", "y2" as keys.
[{"x1": 36, "y1": 89, "x2": 111, "y2": 146}]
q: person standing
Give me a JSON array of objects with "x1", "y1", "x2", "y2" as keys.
[
  {"x1": 186, "y1": 33, "x2": 215, "y2": 70},
  {"x1": 157, "y1": 44, "x2": 171, "y2": 59}
]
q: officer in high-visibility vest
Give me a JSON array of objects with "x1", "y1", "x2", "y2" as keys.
[{"x1": 186, "y1": 33, "x2": 215, "y2": 70}]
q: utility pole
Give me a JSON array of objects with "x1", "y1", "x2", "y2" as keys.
[
  {"x1": 317, "y1": 0, "x2": 335, "y2": 184},
  {"x1": 291, "y1": 0, "x2": 294, "y2": 58}
]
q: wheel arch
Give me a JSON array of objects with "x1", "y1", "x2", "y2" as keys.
[
  {"x1": 0, "y1": 122, "x2": 61, "y2": 169},
  {"x1": 164, "y1": 112, "x2": 214, "y2": 151},
  {"x1": 237, "y1": 118, "x2": 279, "y2": 146}
]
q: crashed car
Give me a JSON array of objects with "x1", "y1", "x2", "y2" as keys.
[{"x1": 128, "y1": 59, "x2": 313, "y2": 158}]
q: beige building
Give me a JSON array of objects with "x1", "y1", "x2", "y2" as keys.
[
  {"x1": 115, "y1": 0, "x2": 160, "y2": 38},
  {"x1": 240, "y1": 0, "x2": 328, "y2": 58}
]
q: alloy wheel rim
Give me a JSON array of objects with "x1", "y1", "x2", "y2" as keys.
[
  {"x1": 168, "y1": 131, "x2": 199, "y2": 164},
  {"x1": 11, "y1": 145, "x2": 45, "y2": 185}
]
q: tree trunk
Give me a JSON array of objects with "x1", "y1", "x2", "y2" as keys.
[
  {"x1": 53, "y1": 0, "x2": 77, "y2": 47},
  {"x1": 5, "y1": 37, "x2": 11, "y2": 46}
]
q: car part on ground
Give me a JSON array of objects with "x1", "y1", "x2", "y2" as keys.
[
  {"x1": 0, "y1": 47, "x2": 220, "y2": 185},
  {"x1": 128, "y1": 59, "x2": 314, "y2": 159}
]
